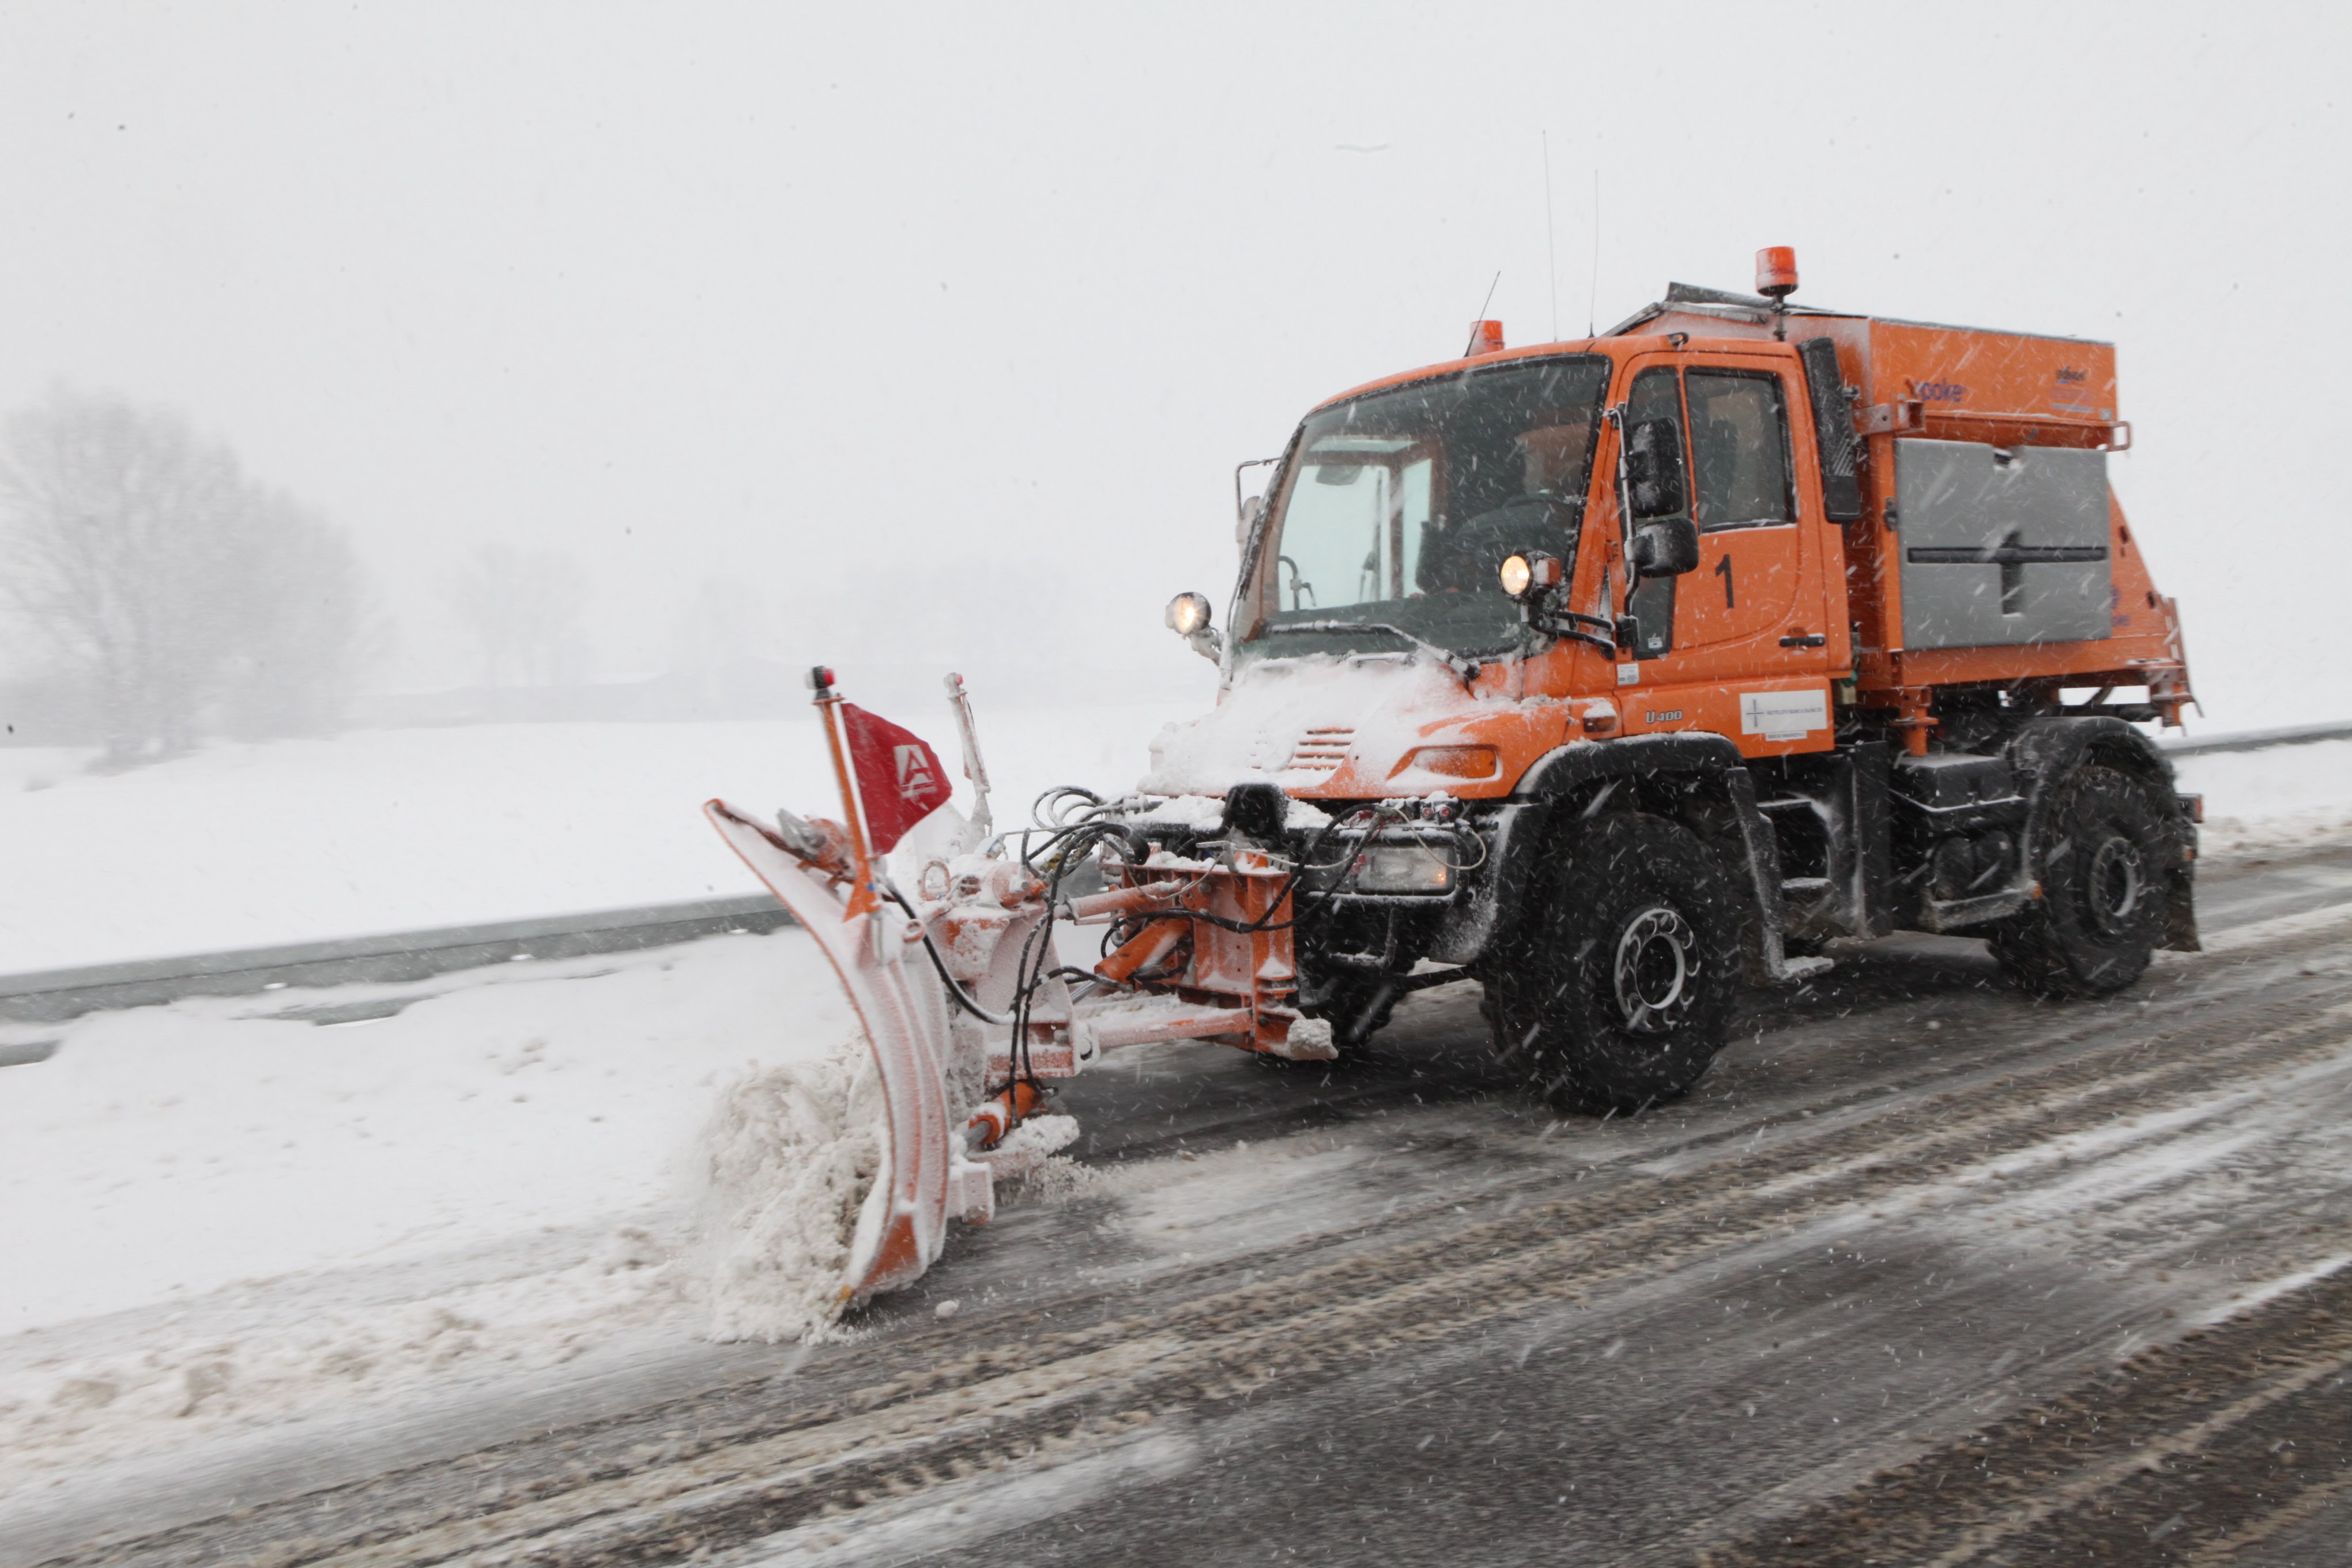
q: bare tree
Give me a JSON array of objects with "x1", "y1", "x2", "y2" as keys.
[
  {"x1": 0, "y1": 389, "x2": 374, "y2": 763},
  {"x1": 441, "y1": 544, "x2": 589, "y2": 687},
  {"x1": 218, "y1": 488, "x2": 381, "y2": 740}
]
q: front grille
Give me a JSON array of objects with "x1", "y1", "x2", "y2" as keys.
[{"x1": 1287, "y1": 727, "x2": 1354, "y2": 771}]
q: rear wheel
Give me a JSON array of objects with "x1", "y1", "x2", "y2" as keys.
[
  {"x1": 1992, "y1": 763, "x2": 2169, "y2": 998},
  {"x1": 1486, "y1": 812, "x2": 1743, "y2": 1115}
]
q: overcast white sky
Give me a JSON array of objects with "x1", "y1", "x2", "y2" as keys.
[{"x1": 0, "y1": 2, "x2": 2343, "y2": 723}]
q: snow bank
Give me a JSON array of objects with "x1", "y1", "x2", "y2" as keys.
[
  {"x1": 0, "y1": 930, "x2": 867, "y2": 1502},
  {"x1": 2170, "y1": 738, "x2": 2352, "y2": 861}
]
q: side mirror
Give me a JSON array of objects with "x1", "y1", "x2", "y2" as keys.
[
  {"x1": 1235, "y1": 492, "x2": 1265, "y2": 550},
  {"x1": 1165, "y1": 591, "x2": 1223, "y2": 662},
  {"x1": 1623, "y1": 415, "x2": 1689, "y2": 521},
  {"x1": 1631, "y1": 517, "x2": 1699, "y2": 578}
]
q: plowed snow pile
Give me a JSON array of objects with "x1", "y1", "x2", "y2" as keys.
[
  {"x1": 695, "y1": 1039, "x2": 885, "y2": 1344},
  {"x1": 0, "y1": 931, "x2": 882, "y2": 1516}
]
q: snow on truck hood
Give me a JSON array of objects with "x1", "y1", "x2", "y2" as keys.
[{"x1": 1139, "y1": 653, "x2": 1496, "y2": 800}]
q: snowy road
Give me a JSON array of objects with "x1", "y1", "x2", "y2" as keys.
[{"x1": 12, "y1": 846, "x2": 2352, "y2": 1566}]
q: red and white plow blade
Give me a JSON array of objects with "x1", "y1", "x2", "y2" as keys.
[{"x1": 704, "y1": 800, "x2": 982, "y2": 1303}]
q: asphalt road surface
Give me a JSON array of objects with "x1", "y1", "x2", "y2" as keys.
[{"x1": 24, "y1": 845, "x2": 2352, "y2": 1568}]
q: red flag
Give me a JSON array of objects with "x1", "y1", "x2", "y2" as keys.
[{"x1": 840, "y1": 703, "x2": 950, "y2": 854}]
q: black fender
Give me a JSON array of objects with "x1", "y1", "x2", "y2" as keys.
[
  {"x1": 1513, "y1": 732, "x2": 1750, "y2": 800},
  {"x1": 1435, "y1": 733, "x2": 1822, "y2": 982},
  {"x1": 2002, "y1": 716, "x2": 2199, "y2": 952}
]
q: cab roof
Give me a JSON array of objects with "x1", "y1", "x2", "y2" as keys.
[{"x1": 1308, "y1": 280, "x2": 2110, "y2": 415}]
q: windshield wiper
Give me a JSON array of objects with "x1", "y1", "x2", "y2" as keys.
[{"x1": 1261, "y1": 619, "x2": 1487, "y2": 685}]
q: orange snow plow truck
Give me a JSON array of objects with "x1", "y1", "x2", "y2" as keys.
[{"x1": 708, "y1": 250, "x2": 2198, "y2": 1305}]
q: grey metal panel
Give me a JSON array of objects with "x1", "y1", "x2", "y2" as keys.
[{"x1": 1896, "y1": 439, "x2": 2113, "y2": 650}]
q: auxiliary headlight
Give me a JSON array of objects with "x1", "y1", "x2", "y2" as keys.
[
  {"x1": 1498, "y1": 550, "x2": 1561, "y2": 600},
  {"x1": 1355, "y1": 843, "x2": 1456, "y2": 894},
  {"x1": 1165, "y1": 591, "x2": 1212, "y2": 637}
]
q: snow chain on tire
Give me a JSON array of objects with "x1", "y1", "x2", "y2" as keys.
[
  {"x1": 1993, "y1": 761, "x2": 2170, "y2": 998},
  {"x1": 1483, "y1": 811, "x2": 1742, "y2": 1115}
]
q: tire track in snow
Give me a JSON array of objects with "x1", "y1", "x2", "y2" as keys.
[{"x1": 1697, "y1": 1262, "x2": 2352, "y2": 1567}]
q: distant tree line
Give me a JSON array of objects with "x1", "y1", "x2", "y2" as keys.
[
  {"x1": 440, "y1": 543, "x2": 589, "y2": 688},
  {"x1": 0, "y1": 388, "x2": 375, "y2": 766}
]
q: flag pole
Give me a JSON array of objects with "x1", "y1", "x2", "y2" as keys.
[{"x1": 808, "y1": 666, "x2": 880, "y2": 918}]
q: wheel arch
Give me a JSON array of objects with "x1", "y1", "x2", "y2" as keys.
[
  {"x1": 2003, "y1": 716, "x2": 2198, "y2": 952},
  {"x1": 1497, "y1": 733, "x2": 1814, "y2": 983}
]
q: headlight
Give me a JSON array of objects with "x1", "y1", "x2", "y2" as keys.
[
  {"x1": 1355, "y1": 843, "x2": 1456, "y2": 894},
  {"x1": 1498, "y1": 550, "x2": 1561, "y2": 600},
  {"x1": 1165, "y1": 591, "x2": 1212, "y2": 637}
]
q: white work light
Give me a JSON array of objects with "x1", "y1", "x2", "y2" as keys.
[
  {"x1": 1499, "y1": 551, "x2": 1561, "y2": 600},
  {"x1": 1165, "y1": 591, "x2": 1212, "y2": 637}
]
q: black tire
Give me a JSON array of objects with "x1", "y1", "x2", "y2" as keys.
[
  {"x1": 1484, "y1": 812, "x2": 1743, "y2": 1115},
  {"x1": 1992, "y1": 763, "x2": 2169, "y2": 998}
]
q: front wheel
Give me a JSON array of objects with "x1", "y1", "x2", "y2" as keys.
[
  {"x1": 1485, "y1": 812, "x2": 1743, "y2": 1115},
  {"x1": 1992, "y1": 763, "x2": 2170, "y2": 998}
]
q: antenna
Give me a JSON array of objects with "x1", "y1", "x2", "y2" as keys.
[
  {"x1": 1463, "y1": 270, "x2": 1501, "y2": 356},
  {"x1": 1587, "y1": 169, "x2": 1600, "y2": 338},
  {"x1": 1543, "y1": 131, "x2": 1558, "y2": 341}
]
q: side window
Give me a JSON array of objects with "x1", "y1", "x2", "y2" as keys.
[
  {"x1": 1622, "y1": 367, "x2": 1683, "y2": 660},
  {"x1": 1685, "y1": 370, "x2": 1794, "y2": 529},
  {"x1": 1626, "y1": 364, "x2": 1683, "y2": 438}
]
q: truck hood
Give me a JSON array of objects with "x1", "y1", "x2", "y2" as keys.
[{"x1": 1139, "y1": 653, "x2": 1552, "y2": 800}]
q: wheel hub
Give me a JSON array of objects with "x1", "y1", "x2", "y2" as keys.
[
  {"x1": 2087, "y1": 835, "x2": 2144, "y2": 934},
  {"x1": 1612, "y1": 906, "x2": 1694, "y2": 1034}
]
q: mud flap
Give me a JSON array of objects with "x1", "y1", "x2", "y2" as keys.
[{"x1": 706, "y1": 799, "x2": 962, "y2": 1305}]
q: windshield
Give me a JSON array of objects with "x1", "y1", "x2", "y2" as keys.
[{"x1": 1242, "y1": 355, "x2": 1608, "y2": 662}]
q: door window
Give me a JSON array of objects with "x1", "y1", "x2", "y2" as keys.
[
  {"x1": 1686, "y1": 370, "x2": 1795, "y2": 530},
  {"x1": 1622, "y1": 366, "x2": 1685, "y2": 659},
  {"x1": 1612, "y1": 357, "x2": 1821, "y2": 678}
]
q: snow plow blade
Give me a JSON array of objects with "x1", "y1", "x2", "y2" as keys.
[{"x1": 704, "y1": 798, "x2": 978, "y2": 1305}]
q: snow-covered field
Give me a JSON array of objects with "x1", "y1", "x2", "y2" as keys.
[
  {"x1": 0, "y1": 714, "x2": 2344, "y2": 1529},
  {"x1": 0, "y1": 700, "x2": 1201, "y2": 975}
]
